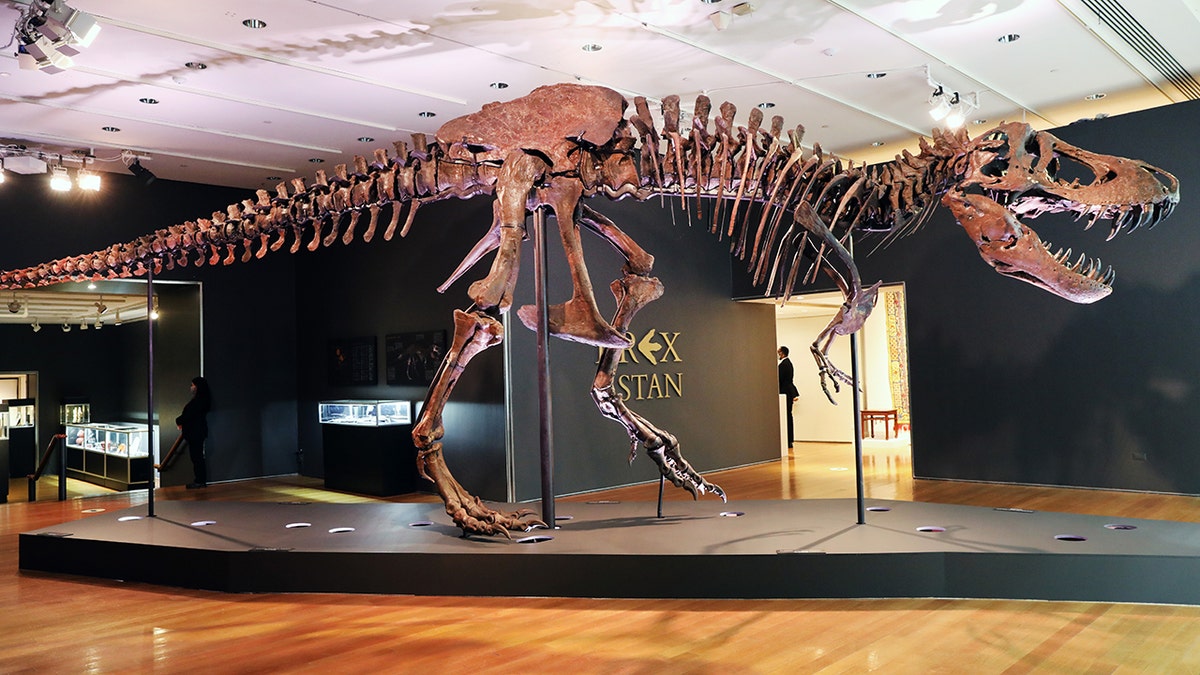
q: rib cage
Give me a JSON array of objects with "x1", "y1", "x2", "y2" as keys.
[{"x1": 0, "y1": 89, "x2": 970, "y2": 298}]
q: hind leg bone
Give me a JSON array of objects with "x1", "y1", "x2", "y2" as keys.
[{"x1": 581, "y1": 206, "x2": 725, "y2": 501}]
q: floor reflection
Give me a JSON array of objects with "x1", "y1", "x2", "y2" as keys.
[{"x1": 780, "y1": 439, "x2": 913, "y2": 501}]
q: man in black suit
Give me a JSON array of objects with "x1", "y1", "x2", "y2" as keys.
[{"x1": 778, "y1": 346, "x2": 800, "y2": 449}]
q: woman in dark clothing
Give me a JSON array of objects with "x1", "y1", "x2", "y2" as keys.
[{"x1": 176, "y1": 376, "x2": 212, "y2": 489}]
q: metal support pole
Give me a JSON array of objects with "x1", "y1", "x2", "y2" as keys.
[
  {"x1": 146, "y1": 267, "x2": 156, "y2": 518},
  {"x1": 57, "y1": 435, "x2": 66, "y2": 501},
  {"x1": 532, "y1": 206, "x2": 556, "y2": 528},
  {"x1": 850, "y1": 332, "x2": 865, "y2": 525},
  {"x1": 657, "y1": 474, "x2": 665, "y2": 519}
]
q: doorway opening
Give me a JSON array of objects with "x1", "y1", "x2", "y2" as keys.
[{"x1": 756, "y1": 284, "x2": 913, "y2": 492}]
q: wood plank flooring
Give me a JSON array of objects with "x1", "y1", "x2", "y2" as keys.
[{"x1": 3, "y1": 441, "x2": 1199, "y2": 673}]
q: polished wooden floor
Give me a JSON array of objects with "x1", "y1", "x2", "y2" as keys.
[{"x1": 3, "y1": 440, "x2": 1200, "y2": 673}]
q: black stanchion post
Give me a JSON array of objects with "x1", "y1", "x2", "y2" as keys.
[
  {"x1": 57, "y1": 435, "x2": 66, "y2": 501},
  {"x1": 532, "y1": 206, "x2": 556, "y2": 528},
  {"x1": 146, "y1": 268, "x2": 156, "y2": 518}
]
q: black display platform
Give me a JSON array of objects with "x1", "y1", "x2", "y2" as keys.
[{"x1": 19, "y1": 498, "x2": 1200, "y2": 603}]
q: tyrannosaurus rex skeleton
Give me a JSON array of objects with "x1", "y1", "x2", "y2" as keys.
[{"x1": 0, "y1": 83, "x2": 1180, "y2": 537}]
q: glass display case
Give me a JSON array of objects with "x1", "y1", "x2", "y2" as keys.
[
  {"x1": 6, "y1": 399, "x2": 34, "y2": 429},
  {"x1": 319, "y1": 400, "x2": 411, "y2": 427},
  {"x1": 60, "y1": 400, "x2": 91, "y2": 425},
  {"x1": 320, "y1": 400, "x2": 418, "y2": 496},
  {"x1": 66, "y1": 423, "x2": 152, "y2": 457},
  {"x1": 65, "y1": 422, "x2": 158, "y2": 490}
]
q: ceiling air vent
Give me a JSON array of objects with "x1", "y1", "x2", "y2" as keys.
[{"x1": 1082, "y1": 0, "x2": 1200, "y2": 99}]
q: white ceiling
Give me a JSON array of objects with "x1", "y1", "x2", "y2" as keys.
[{"x1": 1, "y1": 0, "x2": 1198, "y2": 192}]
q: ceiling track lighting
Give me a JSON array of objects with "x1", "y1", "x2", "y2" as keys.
[
  {"x1": 31, "y1": 319, "x2": 41, "y2": 333},
  {"x1": 924, "y1": 66, "x2": 979, "y2": 130},
  {"x1": 1, "y1": 148, "x2": 103, "y2": 192},
  {"x1": 13, "y1": 0, "x2": 102, "y2": 75}
]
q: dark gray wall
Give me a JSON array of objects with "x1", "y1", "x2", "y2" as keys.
[
  {"x1": 508, "y1": 198, "x2": 780, "y2": 500},
  {"x1": 736, "y1": 99, "x2": 1200, "y2": 495},
  {"x1": 293, "y1": 198, "x2": 508, "y2": 499}
]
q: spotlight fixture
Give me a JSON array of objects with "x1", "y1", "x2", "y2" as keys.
[
  {"x1": 13, "y1": 0, "x2": 102, "y2": 74},
  {"x1": 49, "y1": 165, "x2": 72, "y2": 191},
  {"x1": 94, "y1": 296, "x2": 108, "y2": 314},
  {"x1": 928, "y1": 86, "x2": 952, "y2": 121},
  {"x1": 76, "y1": 167, "x2": 100, "y2": 191},
  {"x1": 61, "y1": 322, "x2": 71, "y2": 332},
  {"x1": 945, "y1": 92, "x2": 979, "y2": 130},
  {"x1": 150, "y1": 297, "x2": 160, "y2": 321},
  {"x1": 128, "y1": 159, "x2": 156, "y2": 185},
  {"x1": 7, "y1": 293, "x2": 21, "y2": 313},
  {"x1": 80, "y1": 320, "x2": 88, "y2": 330},
  {"x1": 113, "y1": 311, "x2": 121, "y2": 326},
  {"x1": 944, "y1": 94, "x2": 966, "y2": 129},
  {"x1": 31, "y1": 319, "x2": 41, "y2": 333}
]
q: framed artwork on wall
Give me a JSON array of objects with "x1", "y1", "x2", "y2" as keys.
[
  {"x1": 328, "y1": 336, "x2": 378, "y2": 386},
  {"x1": 385, "y1": 330, "x2": 446, "y2": 386}
]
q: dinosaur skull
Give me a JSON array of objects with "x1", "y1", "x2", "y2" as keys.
[{"x1": 945, "y1": 121, "x2": 1179, "y2": 303}]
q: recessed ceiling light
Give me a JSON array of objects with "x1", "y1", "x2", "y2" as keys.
[
  {"x1": 866, "y1": 72, "x2": 887, "y2": 79},
  {"x1": 490, "y1": 82, "x2": 509, "y2": 89},
  {"x1": 581, "y1": 43, "x2": 603, "y2": 52},
  {"x1": 998, "y1": 33, "x2": 1020, "y2": 43},
  {"x1": 101, "y1": 126, "x2": 120, "y2": 132},
  {"x1": 139, "y1": 97, "x2": 159, "y2": 105},
  {"x1": 242, "y1": 18, "x2": 267, "y2": 29},
  {"x1": 308, "y1": 158, "x2": 324, "y2": 163},
  {"x1": 756, "y1": 102, "x2": 775, "y2": 109},
  {"x1": 266, "y1": 175, "x2": 282, "y2": 181},
  {"x1": 185, "y1": 61, "x2": 207, "y2": 70},
  {"x1": 418, "y1": 111, "x2": 436, "y2": 118},
  {"x1": 1085, "y1": 92, "x2": 1106, "y2": 100},
  {"x1": 871, "y1": 141, "x2": 884, "y2": 147},
  {"x1": 357, "y1": 136, "x2": 375, "y2": 143},
  {"x1": 973, "y1": 118, "x2": 988, "y2": 125}
]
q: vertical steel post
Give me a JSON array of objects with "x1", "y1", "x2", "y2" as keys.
[
  {"x1": 850, "y1": 332, "x2": 865, "y2": 525},
  {"x1": 57, "y1": 435, "x2": 66, "y2": 501},
  {"x1": 146, "y1": 267, "x2": 156, "y2": 517},
  {"x1": 532, "y1": 206, "x2": 556, "y2": 528}
]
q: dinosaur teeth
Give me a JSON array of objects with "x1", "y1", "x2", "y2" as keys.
[{"x1": 1117, "y1": 206, "x2": 1136, "y2": 234}]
